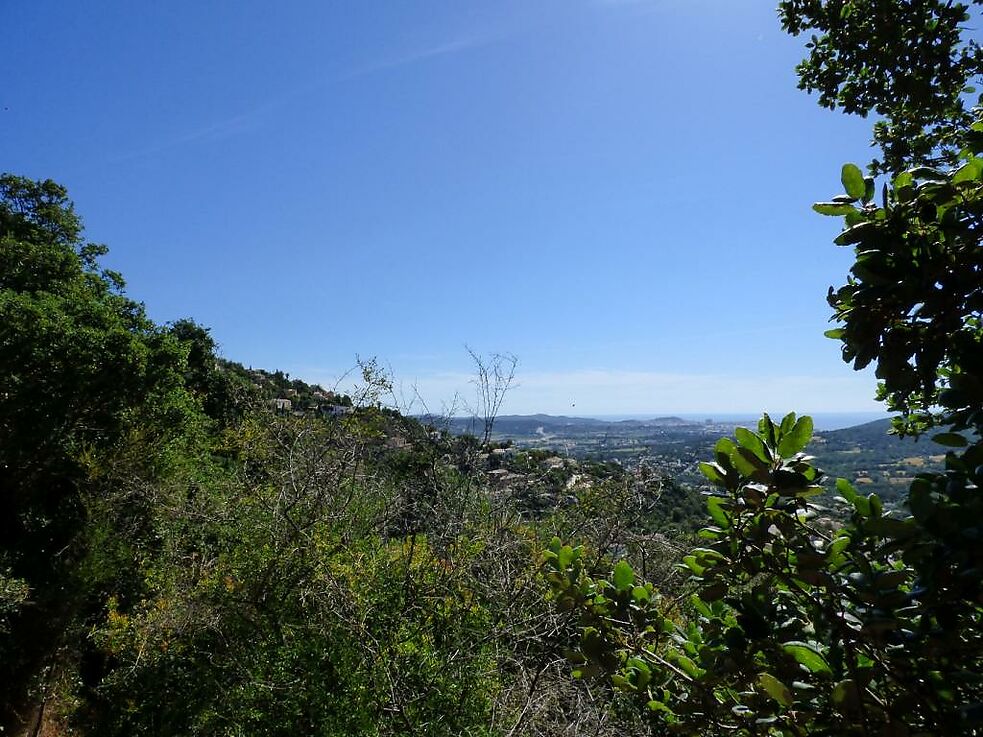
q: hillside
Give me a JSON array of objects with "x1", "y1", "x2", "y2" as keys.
[{"x1": 811, "y1": 419, "x2": 948, "y2": 503}]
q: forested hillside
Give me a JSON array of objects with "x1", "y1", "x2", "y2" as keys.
[
  {"x1": 0, "y1": 174, "x2": 694, "y2": 735},
  {"x1": 811, "y1": 419, "x2": 947, "y2": 501}
]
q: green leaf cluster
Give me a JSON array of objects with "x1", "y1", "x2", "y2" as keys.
[
  {"x1": 545, "y1": 412, "x2": 982, "y2": 735},
  {"x1": 779, "y1": 0, "x2": 983, "y2": 174}
]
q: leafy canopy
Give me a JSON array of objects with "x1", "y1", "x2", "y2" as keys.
[
  {"x1": 0, "y1": 173, "x2": 198, "y2": 716},
  {"x1": 779, "y1": 0, "x2": 983, "y2": 174}
]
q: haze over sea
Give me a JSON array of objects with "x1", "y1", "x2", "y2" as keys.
[{"x1": 589, "y1": 412, "x2": 889, "y2": 432}]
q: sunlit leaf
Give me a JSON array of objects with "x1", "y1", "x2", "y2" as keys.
[
  {"x1": 841, "y1": 163, "x2": 866, "y2": 198},
  {"x1": 777, "y1": 415, "x2": 813, "y2": 457},
  {"x1": 834, "y1": 221, "x2": 878, "y2": 246},
  {"x1": 612, "y1": 560, "x2": 634, "y2": 591},
  {"x1": 699, "y1": 462, "x2": 727, "y2": 486},
  {"x1": 735, "y1": 427, "x2": 770, "y2": 463},
  {"x1": 759, "y1": 672, "x2": 794, "y2": 706},
  {"x1": 783, "y1": 642, "x2": 833, "y2": 676},
  {"x1": 952, "y1": 157, "x2": 983, "y2": 183},
  {"x1": 706, "y1": 496, "x2": 731, "y2": 527},
  {"x1": 813, "y1": 201, "x2": 856, "y2": 216}
]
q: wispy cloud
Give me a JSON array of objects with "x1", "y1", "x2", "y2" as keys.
[
  {"x1": 108, "y1": 98, "x2": 286, "y2": 162},
  {"x1": 112, "y1": 32, "x2": 497, "y2": 161},
  {"x1": 339, "y1": 34, "x2": 497, "y2": 80}
]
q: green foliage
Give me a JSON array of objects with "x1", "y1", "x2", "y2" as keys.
[
  {"x1": 0, "y1": 175, "x2": 191, "y2": 481},
  {"x1": 817, "y1": 134, "x2": 983, "y2": 733},
  {"x1": 0, "y1": 174, "x2": 200, "y2": 718},
  {"x1": 167, "y1": 318, "x2": 244, "y2": 427},
  {"x1": 0, "y1": 565, "x2": 30, "y2": 636},
  {"x1": 840, "y1": 163, "x2": 867, "y2": 200},
  {"x1": 819, "y1": 148, "x2": 983, "y2": 439},
  {"x1": 778, "y1": 0, "x2": 983, "y2": 174},
  {"x1": 546, "y1": 413, "x2": 983, "y2": 735},
  {"x1": 790, "y1": 6, "x2": 983, "y2": 724},
  {"x1": 75, "y1": 406, "x2": 608, "y2": 736}
]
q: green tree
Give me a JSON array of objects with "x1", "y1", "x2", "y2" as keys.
[
  {"x1": 778, "y1": 0, "x2": 983, "y2": 174},
  {"x1": 0, "y1": 174, "x2": 196, "y2": 723},
  {"x1": 167, "y1": 318, "x2": 245, "y2": 426}
]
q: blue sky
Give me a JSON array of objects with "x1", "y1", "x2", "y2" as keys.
[{"x1": 3, "y1": 1, "x2": 885, "y2": 415}]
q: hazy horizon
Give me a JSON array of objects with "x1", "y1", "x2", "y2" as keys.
[
  {"x1": 420, "y1": 409, "x2": 889, "y2": 432},
  {"x1": 584, "y1": 412, "x2": 889, "y2": 431}
]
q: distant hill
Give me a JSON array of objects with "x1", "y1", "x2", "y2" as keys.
[
  {"x1": 425, "y1": 413, "x2": 694, "y2": 438},
  {"x1": 818, "y1": 418, "x2": 896, "y2": 445},
  {"x1": 615, "y1": 416, "x2": 693, "y2": 427},
  {"x1": 811, "y1": 418, "x2": 946, "y2": 503},
  {"x1": 495, "y1": 414, "x2": 605, "y2": 426},
  {"x1": 815, "y1": 417, "x2": 950, "y2": 454}
]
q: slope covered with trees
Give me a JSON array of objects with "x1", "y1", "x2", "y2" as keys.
[{"x1": 0, "y1": 174, "x2": 694, "y2": 735}]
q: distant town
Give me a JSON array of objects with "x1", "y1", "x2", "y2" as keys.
[{"x1": 435, "y1": 413, "x2": 946, "y2": 506}]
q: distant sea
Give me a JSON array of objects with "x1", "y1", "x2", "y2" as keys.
[{"x1": 588, "y1": 412, "x2": 890, "y2": 432}]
